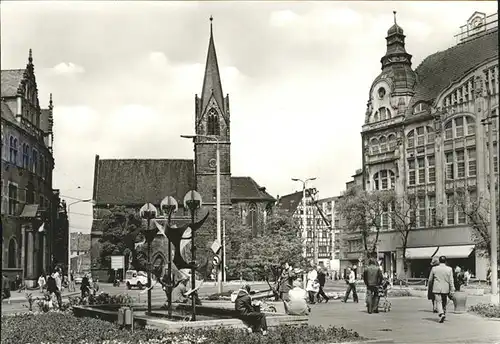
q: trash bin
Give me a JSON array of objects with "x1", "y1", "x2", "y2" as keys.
[
  {"x1": 452, "y1": 291, "x2": 467, "y2": 313},
  {"x1": 117, "y1": 307, "x2": 125, "y2": 325},
  {"x1": 124, "y1": 307, "x2": 133, "y2": 326}
]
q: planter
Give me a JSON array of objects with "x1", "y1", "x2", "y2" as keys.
[{"x1": 452, "y1": 291, "x2": 467, "y2": 313}]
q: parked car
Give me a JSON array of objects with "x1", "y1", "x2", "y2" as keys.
[
  {"x1": 125, "y1": 270, "x2": 148, "y2": 290},
  {"x1": 74, "y1": 275, "x2": 83, "y2": 284}
]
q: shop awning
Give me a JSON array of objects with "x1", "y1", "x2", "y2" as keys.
[
  {"x1": 435, "y1": 245, "x2": 475, "y2": 259},
  {"x1": 406, "y1": 246, "x2": 439, "y2": 259},
  {"x1": 19, "y1": 204, "x2": 39, "y2": 218}
]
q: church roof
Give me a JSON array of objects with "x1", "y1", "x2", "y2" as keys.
[
  {"x1": 1, "y1": 100, "x2": 17, "y2": 124},
  {"x1": 93, "y1": 158, "x2": 195, "y2": 207},
  {"x1": 1, "y1": 69, "x2": 25, "y2": 98},
  {"x1": 411, "y1": 29, "x2": 498, "y2": 105},
  {"x1": 200, "y1": 19, "x2": 225, "y2": 116},
  {"x1": 231, "y1": 177, "x2": 276, "y2": 202},
  {"x1": 276, "y1": 191, "x2": 303, "y2": 214}
]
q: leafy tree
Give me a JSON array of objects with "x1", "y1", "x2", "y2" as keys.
[
  {"x1": 337, "y1": 187, "x2": 393, "y2": 260},
  {"x1": 231, "y1": 211, "x2": 308, "y2": 281},
  {"x1": 390, "y1": 192, "x2": 419, "y2": 277},
  {"x1": 455, "y1": 192, "x2": 500, "y2": 263},
  {"x1": 98, "y1": 206, "x2": 145, "y2": 270}
]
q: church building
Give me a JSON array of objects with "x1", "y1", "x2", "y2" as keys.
[{"x1": 90, "y1": 19, "x2": 275, "y2": 278}]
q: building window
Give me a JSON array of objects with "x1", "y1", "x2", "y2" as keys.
[
  {"x1": 207, "y1": 108, "x2": 220, "y2": 136},
  {"x1": 455, "y1": 117, "x2": 464, "y2": 138},
  {"x1": 428, "y1": 195, "x2": 436, "y2": 227},
  {"x1": 8, "y1": 184, "x2": 18, "y2": 215},
  {"x1": 456, "y1": 150, "x2": 465, "y2": 178},
  {"x1": 446, "y1": 152, "x2": 454, "y2": 180},
  {"x1": 416, "y1": 127, "x2": 425, "y2": 146},
  {"x1": 444, "y1": 122, "x2": 453, "y2": 140},
  {"x1": 370, "y1": 138, "x2": 379, "y2": 154},
  {"x1": 466, "y1": 117, "x2": 475, "y2": 136},
  {"x1": 379, "y1": 107, "x2": 390, "y2": 121},
  {"x1": 427, "y1": 127, "x2": 435, "y2": 144},
  {"x1": 22, "y1": 144, "x2": 30, "y2": 168},
  {"x1": 40, "y1": 155, "x2": 45, "y2": 179},
  {"x1": 407, "y1": 130, "x2": 414, "y2": 148},
  {"x1": 32, "y1": 149, "x2": 38, "y2": 174},
  {"x1": 446, "y1": 193, "x2": 455, "y2": 225},
  {"x1": 387, "y1": 134, "x2": 397, "y2": 151},
  {"x1": 374, "y1": 170, "x2": 395, "y2": 190},
  {"x1": 9, "y1": 136, "x2": 18, "y2": 164},
  {"x1": 467, "y1": 148, "x2": 476, "y2": 176},
  {"x1": 408, "y1": 159, "x2": 416, "y2": 185},
  {"x1": 417, "y1": 196, "x2": 426, "y2": 228},
  {"x1": 427, "y1": 155, "x2": 435, "y2": 182},
  {"x1": 417, "y1": 157, "x2": 425, "y2": 184},
  {"x1": 8, "y1": 238, "x2": 17, "y2": 268},
  {"x1": 494, "y1": 143, "x2": 498, "y2": 173},
  {"x1": 457, "y1": 190, "x2": 466, "y2": 224},
  {"x1": 381, "y1": 202, "x2": 389, "y2": 230},
  {"x1": 379, "y1": 136, "x2": 387, "y2": 153},
  {"x1": 26, "y1": 183, "x2": 35, "y2": 204},
  {"x1": 212, "y1": 188, "x2": 216, "y2": 200}
]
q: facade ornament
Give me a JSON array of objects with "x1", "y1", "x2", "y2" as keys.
[
  {"x1": 474, "y1": 75, "x2": 484, "y2": 99},
  {"x1": 434, "y1": 113, "x2": 442, "y2": 133}
]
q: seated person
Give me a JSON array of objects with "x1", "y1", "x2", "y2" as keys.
[
  {"x1": 234, "y1": 284, "x2": 268, "y2": 335},
  {"x1": 284, "y1": 280, "x2": 310, "y2": 316},
  {"x1": 171, "y1": 278, "x2": 202, "y2": 305}
]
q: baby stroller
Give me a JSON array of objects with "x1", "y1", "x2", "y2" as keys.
[{"x1": 377, "y1": 278, "x2": 391, "y2": 312}]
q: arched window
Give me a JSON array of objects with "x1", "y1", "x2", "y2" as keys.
[
  {"x1": 387, "y1": 134, "x2": 397, "y2": 151},
  {"x1": 8, "y1": 237, "x2": 17, "y2": 268},
  {"x1": 247, "y1": 203, "x2": 258, "y2": 236},
  {"x1": 373, "y1": 170, "x2": 395, "y2": 190},
  {"x1": 370, "y1": 138, "x2": 379, "y2": 154},
  {"x1": 32, "y1": 149, "x2": 38, "y2": 173},
  {"x1": 207, "y1": 108, "x2": 220, "y2": 136},
  {"x1": 407, "y1": 130, "x2": 415, "y2": 148},
  {"x1": 9, "y1": 136, "x2": 18, "y2": 164},
  {"x1": 444, "y1": 115, "x2": 475, "y2": 140},
  {"x1": 22, "y1": 144, "x2": 30, "y2": 169}
]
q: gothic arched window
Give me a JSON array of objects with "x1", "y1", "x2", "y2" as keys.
[
  {"x1": 207, "y1": 108, "x2": 220, "y2": 136},
  {"x1": 373, "y1": 170, "x2": 395, "y2": 190},
  {"x1": 22, "y1": 144, "x2": 30, "y2": 169},
  {"x1": 9, "y1": 136, "x2": 18, "y2": 164},
  {"x1": 8, "y1": 237, "x2": 17, "y2": 268}
]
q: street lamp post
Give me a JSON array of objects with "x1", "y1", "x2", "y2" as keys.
[
  {"x1": 139, "y1": 203, "x2": 158, "y2": 315},
  {"x1": 160, "y1": 196, "x2": 178, "y2": 317},
  {"x1": 67, "y1": 199, "x2": 93, "y2": 274},
  {"x1": 481, "y1": 93, "x2": 499, "y2": 305},
  {"x1": 183, "y1": 190, "x2": 203, "y2": 321},
  {"x1": 181, "y1": 134, "x2": 223, "y2": 294}
]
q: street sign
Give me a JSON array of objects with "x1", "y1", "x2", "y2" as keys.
[
  {"x1": 212, "y1": 255, "x2": 221, "y2": 266},
  {"x1": 211, "y1": 240, "x2": 221, "y2": 254},
  {"x1": 111, "y1": 255, "x2": 125, "y2": 270}
]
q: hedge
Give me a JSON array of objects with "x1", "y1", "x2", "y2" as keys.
[
  {"x1": 1, "y1": 312, "x2": 364, "y2": 344},
  {"x1": 468, "y1": 303, "x2": 500, "y2": 318}
]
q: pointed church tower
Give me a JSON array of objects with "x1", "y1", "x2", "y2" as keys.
[{"x1": 194, "y1": 17, "x2": 232, "y2": 207}]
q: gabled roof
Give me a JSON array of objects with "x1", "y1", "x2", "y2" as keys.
[
  {"x1": 231, "y1": 176, "x2": 276, "y2": 202},
  {"x1": 1, "y1": 101, "x2": 17, "y2": 124},
  {"x1": 200, "y1": 21, "x2": 225, "y2": 117},
  {"x1": 411, "y1": 29, "x2": 498, "y2": 105},
  {"x1": 276, "y1": 191, "x2": 303, "y2": 214},
  {"x1": 93, "y1": 158, "x2": 195, "y2": 206},
  {"x1": 1, "y1": 69, "x2": 25, "y2": 98}
]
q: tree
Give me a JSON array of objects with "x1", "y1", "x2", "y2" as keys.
[
  {"x1": 337, "y1": 187, "x2": 393, "y2": 260},
  {"x1": 455, "y1": 192, "x2": 500, "y2": 263},
  {"x1": 390, "y1": 192, "x2": 419, "y2": 276},
  {"x1": 231, "y1": 211, "x2": 308, "y2": 281},
  {"x1": 98, "y1": 206, "x2": 145, "y2": 270}
]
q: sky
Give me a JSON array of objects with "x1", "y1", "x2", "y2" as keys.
[{"x1": 1, "y1": 1, "x2": 497, "y2": 233}]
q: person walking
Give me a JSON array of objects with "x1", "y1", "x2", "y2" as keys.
[
  {"x1": 69, "y1": 271, "x2": 76, "y2": 292},
  {"x1": 342, "y1": 267, "x2": 359, "y2": 303},
  {"x1": 428, "y1": 256, "x2": 455, "y2": 323},
  {"x1": 52, "y1": 268, "x2": 63, "y2": 308},
  {"x1": 277, "y1": 263, "x2": 294, "y2": 301},
  {"x1": 363, "y1": 258, "x2": 383, "y2": 314},
  {"x1": 427, "y1": 256, "x2": 440, "y2": 313},
  {"x1": 38, "y1": 273, "x2": 46, "y2": 293},
  {"x1": 317, "y1": 268, "x2": 330, "y2": 303},
  {"x1": 80, "y1": 273, "x2": 91, "y2": 299}
]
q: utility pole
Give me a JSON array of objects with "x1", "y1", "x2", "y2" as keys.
[
  {"x1": 313, "y1": 202, "x2": 318, "y2": 266},
  {"x1": 481, "y1": 90, "x2": 499, "y2": 305}
]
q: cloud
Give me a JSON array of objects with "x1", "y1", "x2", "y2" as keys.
[{"x1": 50, "y1": 62, "x2": 85, "y2": 75}]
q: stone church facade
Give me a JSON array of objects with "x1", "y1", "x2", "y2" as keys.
[
  {"x1": 90, "y1": 20, "x2": 275, "y2": 279},
  {"x1": 341, "y1": 12, "x2": 498, "y2": 280}
]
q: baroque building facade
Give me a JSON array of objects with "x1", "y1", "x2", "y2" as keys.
[
  {"x1": 90, "y1": 20, "x2": 275, "y2": 280},
  {"x1": 342, "y1": 12, "x2": 498, "y2": 280},
  {"x1": 1, "y1": 51, "x2": 68, "y2": 286}
]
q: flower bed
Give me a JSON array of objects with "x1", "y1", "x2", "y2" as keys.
[
  {"x1": 1, "y1": 312, "x2": 364, "y2": 344},
  {"x1": 468, "y1": 303, "x2": 500, "y2": 318}
]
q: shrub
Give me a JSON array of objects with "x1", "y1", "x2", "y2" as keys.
[
  {"x1": 387, "y1": 289, "x2": 411, "y2": 297},
  {"x1": 469, "y1": 303, "x2": 500, "y2": 318},
  {"x1": 1, "y1": 312, "x2": 364, "y2": 344},
  {"x1": 205, "y1": 290, "x2": 234, "y2": 300}
]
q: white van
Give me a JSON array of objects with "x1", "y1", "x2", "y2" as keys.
[{"x1": 125, "y1": 270, "x2": 148, "y2": 290}]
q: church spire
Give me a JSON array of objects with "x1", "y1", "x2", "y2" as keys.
[{"x1": 200, "y1": 16, "x2": 225, "y2": 116}]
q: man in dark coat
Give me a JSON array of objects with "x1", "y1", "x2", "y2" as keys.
[
  {"x1": 363, "y1": 258, "x2": 383, "y2": 314},
  {"x1": 316, "y1": 268, "x2": 330, "y2": 303},
  {"x1": 234, "y1": 284, "x2": 268, "y2": 335}
]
